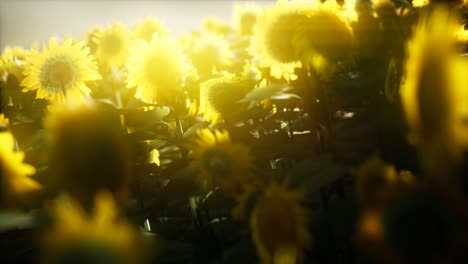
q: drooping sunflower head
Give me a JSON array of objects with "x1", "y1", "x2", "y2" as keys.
[
  {"x1": 93, "y1": 23, "x2": 132, "y2": 67},
  {"x1": 250, "y1": 181, "x2": 311, "y2": 264},
  {"x1": 233, "y1": 2, "x2": 261, "y2": 36},
  {"x1": 188, "y1": 33, "x2": 234, "y2": 78},
  {"x1": 20, "y1": 37, "x2": 101, "y2": 102},
  {"x1": 126, "y1": 34, "x2": 195, "y2": 104},
  {"x1": 132, "y1": 17, "x2": 169, "y2": 42},
  {"x1": 0, "y1": 131, "x2": 41, "y2": 209},
  {"x1": 400, "y1": 6, "x2": 468, "y2": 154},
  {"x1": 189, "y1": 129, "x2": 255, "y2": 195},
  {"x1": 42, "y1": 191, "x2": 149, "y2": 264},
  {"x1": 198, "y1": 74, "x2": 252, "y2": 124},
  {"x1": 45, "y1": 101, "x2": 132, "y2": 206}
]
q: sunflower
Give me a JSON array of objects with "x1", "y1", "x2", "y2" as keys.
[
  {"x1": 233, "y1": 2, "x2": 261, "y2": 36},
  {"x1": 355, "y1": 157, "x2": 414, "y2": 209},
  {"x1": 126, "y1": 34, "x2": 195, "y2": 104},
  {"x1": 83, "y1": 26, "x2": 103, "y2": 55},
  {"x1": 45, "y1": 101, "x2": 131, "y2": 206},
  {"x1": 0, "y1": 131, "x2": 41, "y2": 208},
  {"x1": 188, "y1": 33, "x2": 233, "y2": 79},
  {"x1": 0, "y1": 46, "x2": 27, "y2": 93},
  {"x1": 252, "y1": 0, "x2": 354, "y2": 80},
  {"x1": 93, "y1": 23, "x2": 132, "y2": 67},
  {"x1": 41, "y1": 191, "x2": 148, "y2": 264},
  {"x1": 189, "y1": 129, "x2": 255, "y2": 195},
  {"x1": 132, "y1": 17, "x2": 169, "y2": 42},
  {"x1": 20, "y1": 37, "x2": 100, "y2": 102},
  {"x1": 250, "y1": 181, "x2": 311, "y2": 264},
  {"x1": 400, "y1": 6, "x2": 468, "y2": 168},
  {"x1": 198, "y1": 74, "x2": 251, "y2": 124},
  {"x1": 252, "y1": 0, "x2": 315, "y2": 65},
  {"x1": 358, "y1": 184, "x2": 463, "y2": 262}
]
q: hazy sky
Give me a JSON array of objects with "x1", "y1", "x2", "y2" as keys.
[{"x1": 0, "y1": 0, "x2": 274, "y2": 50}]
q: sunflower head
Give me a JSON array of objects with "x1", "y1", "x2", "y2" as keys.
[
  {"x1": 301, "y1": 7, "x2": 355, "y2": 62},
  {"x1": 0, "y1": 131, "x2": 41, "y2": 209},
  {"x1": 254, "y1": 0, "x2": 315, "y2": 64},
  {"x1": 188, "y1": 33, "x2": 233, "y2": 78},
  {"x1": 45, "y1": 101, "x2": 132, "y2": 206},
  {"x1": 0, "y1": 46, "x2": 28, "y2": 95},
  {"x1": 21, "y1": 37, "x2": 100, "y2": 102},
  {"x1": 132, "y1": 17, "x2": 169, "y2": 42},
  {"x1": 250, "y1": 181, "x2": 311, "y2": 264},
  {"x1": 126, "y1": 34, "x2": 195, "y2": 104},
  {"x1": 93, "y1": 23, "x2": 131, "y2": 67},
  {"x1": 400, "y1": 6, "x2": 468, "y2": 155},
  {"x1": 198, "y1": 75, "x2": 252, "y2": 124},
  {"x1": 189, "y1": 129, "x2": 255, "y2": 195},
  {"x1": 42, "y1": 191, "x2": 149, "y2": 264}
]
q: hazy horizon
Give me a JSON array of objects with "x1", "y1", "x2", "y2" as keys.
[{"x1": 0, "y1": 0, "x2": 274, "y2": 50}]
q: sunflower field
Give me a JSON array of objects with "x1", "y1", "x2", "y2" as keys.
[{"x1": 1, "y1": 0, "x2": 468, "y2": 263}]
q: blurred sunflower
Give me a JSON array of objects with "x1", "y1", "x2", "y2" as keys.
[
  {"x1": 189, "y1": 129, "x2": 255, "y2": 195},
  {"x1": 0, "y1": 46, "x2": 27, "y2": 91},
  {"x1": 21, "y1": 37, "x2": 100, "y2": 101},
  {"x1": 45, "y1": 102, "x2": 131, "y2": 206},
  {"x1": 93, "y1": 23, "x2": 131, "y2": 67},
  {"x1": 299, "y1": 6, "x2": 355, "y2": 62},
  {"x1": 251, "y1": 0, "x2": 313, "y2": 79},
  {"x1": 400, "y1": 7, "x2": 468, "y2": 175},
  {"x1": 188, "y1": 33, "x2": 233, "y2": 79},
  {"x1": 88, "y1": 66, "x2": 128, "y2": 106},
  {"x1": 250, "y1": 182, "x2": 310, "y2": 264},
  {"x1": 198, "y1": 74, "x2": 251, "y2": 124},
  {"x1": 233, "y1": 2, "x2": 261, "y2": 36},
  {"x1": 355, "y1": 157, "x2": 414, "y2": 209},
  {"x1": 42, "y1": 191, "x2": 148, "y2": 264},
  {"x1": 0, "y1": 131, "x2": 41, "y2": 209},
  {"x1": 83, "y1": 26, "x2": 103, "y2": 55},
  {"x1": 126, "y1": 34, "x2": 195, "y2": 104},
  {"x1": 358, "y1": 184, "x2": 463, "y2": 262},
  {"x1": 202, "y1": 17, "x2": 233, "y2": 36},
  {"x1": 132, "y1": 17, "x2": 169, "y2": 42}
]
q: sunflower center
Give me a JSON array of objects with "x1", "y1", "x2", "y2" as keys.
[
  {"x1": 40, "y1": 58, "x2": 76, "y2": 92},
  {"x1": 201, "y1": 147, "x2": 234, "y2": 179}
]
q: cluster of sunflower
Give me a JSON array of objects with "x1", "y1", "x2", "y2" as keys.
[{"x1": 1, "y1": 0, "x2": 468, "y2": 263}]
